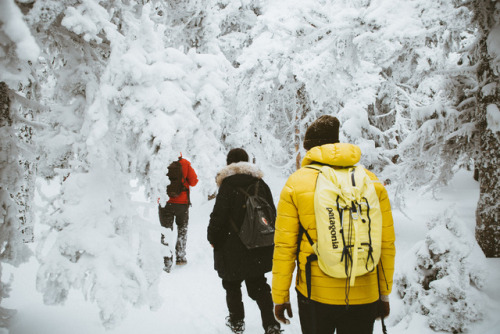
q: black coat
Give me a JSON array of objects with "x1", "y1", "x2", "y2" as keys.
[{"x1": 207, "y1": 162, "x2": 276, "y2": 281}]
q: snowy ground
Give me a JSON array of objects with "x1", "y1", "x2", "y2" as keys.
[{"x1": 2, "y1": 169, "x2": 500, "y2": 334}]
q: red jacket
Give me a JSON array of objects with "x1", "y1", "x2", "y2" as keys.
[{"x1": 167, "y1": 158, "x2": 198, "y2": 204}]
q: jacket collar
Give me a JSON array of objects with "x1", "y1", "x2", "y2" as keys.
[
  {"x1": 216, "y1": 162, "x2": 264, "y2": 187},
  {"x1": 301, "y1": 143, "x2": 361, "y2": 167}
]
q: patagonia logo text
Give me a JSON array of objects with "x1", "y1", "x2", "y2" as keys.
[{"x1": 326, "y1": 207, "x2": 339, "y2": 249}]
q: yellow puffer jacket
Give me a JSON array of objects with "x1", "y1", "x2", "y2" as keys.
[{"x1": 272, "y1": 143, "x2": 396, "y2": 305}]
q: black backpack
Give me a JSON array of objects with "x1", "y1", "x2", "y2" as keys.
[
  {"x1": 231, "y1": 181, "x2": 276, "y2": 249},
  {"x1": 166, "y1": 159, "x2": 186, "y2": 198}
]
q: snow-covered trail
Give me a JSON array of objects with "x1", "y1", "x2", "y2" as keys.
[
  {"x1": 3, "y1": 170, "x2": 499, "y2": 334},
  {"x1": 116, "y1": 196, "x2": 304, "y2": 334},
  {"x1": 3, "y1": 175, "x2": 303, "y2": 334}
]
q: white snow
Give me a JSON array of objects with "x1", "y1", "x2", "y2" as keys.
[
  {"x1": 1, "y1": 1, "x2": 499, "y2": 334},
  {"x1": 0, "y1": 0, "x2": 40, "y2": 61},
  {"x1": 61, "y1": 1, "x2": 113, "y2": 44},
  {"x1": 487, "y1": 25, "x2": 500, "y2": 66},
  {"x1": 2, "y1": 169, "x2": 499, "y2": 334},
  {"x1": 486, "y1": 104, "x2": 500, "y2": 133}
]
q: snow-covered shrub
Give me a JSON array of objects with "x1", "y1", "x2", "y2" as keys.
[
  {"x1": 32, "y1": 1, "x2": 230, "y2": 329},
  {"x1": 36, "y1": 168, "x2": 164, "y2": 328},
  {"x1": 394, "y1": 206, "x2": 487, "y2": 333}
]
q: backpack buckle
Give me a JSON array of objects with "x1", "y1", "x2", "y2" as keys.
[{"x1": 350, "y1": 202, "x2": 359, "y2": 220}]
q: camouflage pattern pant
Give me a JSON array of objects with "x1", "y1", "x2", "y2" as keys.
[{"x1": 159, "y1": 203, "x2": 189, "y2": 264}]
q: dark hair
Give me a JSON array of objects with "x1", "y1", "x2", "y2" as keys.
[
  {"x1": 226, "y1": 148, "x2": 249, "y2": 165},
  {"x1": 303, "y1": 115, "x2": 340, "y2": 151}
]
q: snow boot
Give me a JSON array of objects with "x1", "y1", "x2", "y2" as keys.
[
  {"x1": 225, "y1": 316, "x2": 245, "y2": 333},
  {"x1": 176, "y1": 259, "x2": 187, "y2": 266},
  {"x1": 264, "y1": 324, "x2": 283, "y2": 334},
  {"x1": 163, "y1": 256, "x2": 173, "y2": 273}
]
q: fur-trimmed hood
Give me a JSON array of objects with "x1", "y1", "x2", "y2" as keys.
[{"x1": 216, "y1": 162, "x2": 264, "y2": 187}]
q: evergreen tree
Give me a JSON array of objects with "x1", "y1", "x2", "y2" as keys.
[
  {"x1": 12, "y1": 0, "x2": 230, "y2": 327},
  {"x1": 0, "y1": 0, "x2": 40, "y2": 326},
  {"x1": 232, "y1": 0, "x2": 414, "y2": 173},
  {"x1": 465, "y1": 0, "x2": 500, "y2": 257},
  {"x1": 213, "y1": 0, "x2": 263, "y2": 67},
  {"x1": 429, "y1": 0, "x2": 500, "y2": 257}
]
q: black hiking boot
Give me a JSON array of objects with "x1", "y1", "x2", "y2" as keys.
[
  {"x1": 264, "y1": 324, "x2": 283, "y2": 334},
  {"x1": 225, "y1": 316, "x2": 245, "y2": 333}
]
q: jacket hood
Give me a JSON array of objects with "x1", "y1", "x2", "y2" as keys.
[
  {"x1": 301, "y1": 143, "x2": 361, "y2": 167},
  {"x1": 216, "y1": 162, "x2": 264, "y2": 187}
]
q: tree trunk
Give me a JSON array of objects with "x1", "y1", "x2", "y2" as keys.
[
  {"x1": 473, "y1": 1, "x2": 500, "y2": 257},
  {"x1": 475, "y1": 89, "x2": 500, "y2": 257},
  {"x1": 295, "y1": 113, "x2": 301, "y2": 171},
  {"x1": 295, "y1": 85, "x2": 309, "y2": 170},
  {"x1": 1, "y1": 82, "x2": 35, "y2": 243},
  {"x1": 475, "y1": 121, "x2": 500, "y2": 257},
  {"x1": 0, "y1": 82, "x2": 10, "y2": 127}
]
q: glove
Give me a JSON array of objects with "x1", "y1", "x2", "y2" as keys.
[
  {"x1": 274, "y1": 302, "x2": 293, "y2": 325},
  {"x1": 377, "y1": 298, "x2": 390, "y2": 319}
]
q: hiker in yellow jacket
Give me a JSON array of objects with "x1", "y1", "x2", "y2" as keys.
[{"x1": 272, "y1": 115, "x2": 396, "y2": 334}]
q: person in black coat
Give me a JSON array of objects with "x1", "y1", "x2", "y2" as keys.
[{"x1": 208, "y1": 148, "x2": 282, "y2": 334}]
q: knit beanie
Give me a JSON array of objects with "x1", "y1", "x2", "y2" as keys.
[
  {"x1": 303, "y1": 115, "x2": 340, "y2": 151},
  {"x1": 226, "y1": 148, "x2": 249, "y2": 165}
]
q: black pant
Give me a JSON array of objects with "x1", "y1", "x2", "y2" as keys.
[
  {"x1": 158, "y1": 203, "x2": 189, "y2": 262},
  {"x1": 222, "y1": 276, "x2": 278, "y2": 330},
  {"x1": 297, "y1": 291, "x2": 377, "y2": 334}
]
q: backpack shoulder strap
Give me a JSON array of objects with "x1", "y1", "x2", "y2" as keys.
[
  {"x1": 297, "y1": 221, "x2": 317, "y2": 300},
  {"x1": 232, "y1": 180, "x2": 259, "y2": 231},
  {"x1": 304, "y1": 164, "x2": 322, "y2": 172},
  {"x1": 300, "y1": 224, "x2": 314, "y2": 246},
  {"x1": 238, "y1": 179, "x2": 260, "y2": 198},
  {"x1": 306, "y1": 163, "x2": 357, "y2": 170},
  {"x1": 300, "y1": 165, "x2": 320, "y2": 248},
  {"x1": 237, "y1": 186, "x2": 251, "y2": 198},
  {"x1": 253, "y1": 179, "x2": 260, "y2": 196}
]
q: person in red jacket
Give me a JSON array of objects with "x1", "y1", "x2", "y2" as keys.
[{"x1": 159, "y1": 154, "x2": 198, "y2": 272}]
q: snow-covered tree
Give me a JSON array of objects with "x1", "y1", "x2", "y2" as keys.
[
  {"x1": 18, "y1": 0, "x2": 231, "y2": 327},
  {"x1": 156, "y1": 0, "x2": 216, "y2": 53},
  {"x1": 212, "y1": 0, "x2": 263, "y2": 67},
  {"x1": 402, "y1": 0, "x2": 500, "y2": 257},
  {"x1": 0, "y1": 0, "x2": 40, "y2": 327},
  {"x1": 0, "y1": 82, "x2": 33, "y2": 329},
  {"x1": 394, "y1": 207, "x2": 487, "y2": 333},
  {"x1": 230, "y1": 0, "x2": 421, "y2": 173},
  {"x1": 360, "y1": 0, "x2": 473, "y2": 190},
  {"x1": 463, "y1": 0, "x2": 500, "y2": 258}
]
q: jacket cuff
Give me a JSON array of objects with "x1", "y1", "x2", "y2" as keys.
[
  {"x1": 380, "y1": 294, "x2": 390, "y2": 302},
  {"x1": 272, "y1": 294, "x2": 290, "y2": 305}
]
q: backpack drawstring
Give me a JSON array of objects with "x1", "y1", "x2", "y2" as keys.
[
  {"x1": 337, "y1": 195, "x2": 355, "y2": 306},
  {"x1": 362, "y1": 197, "x2": 375, "y2": 272}
]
